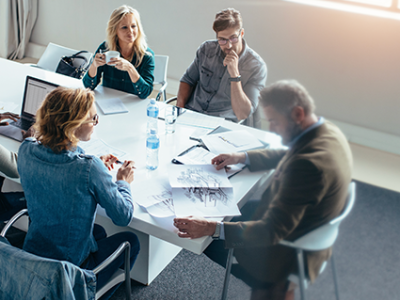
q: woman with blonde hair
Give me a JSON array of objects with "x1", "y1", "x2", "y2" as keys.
[
  {"x1": 17, "y1": 87, "x2": 139, "y2": 299},
  {"x1": 83, "y1": 5, "x2": 155, "y2": 99}
]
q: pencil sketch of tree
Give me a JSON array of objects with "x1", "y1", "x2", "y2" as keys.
[
  {"x1": 149, "y1": 190, "x2": 174, "y2": 214},
  {"x1": 177, "y1": 168, "x2": 228, "y2": 207}
]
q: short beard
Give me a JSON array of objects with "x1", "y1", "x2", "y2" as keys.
[{"x1": 282, "y1": 120, "x2": 303, "y2": 146}]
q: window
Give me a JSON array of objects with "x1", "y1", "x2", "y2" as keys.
[
  {"x1": 344, "y1": 0, "x2": 392, "y2": 8},
  {"x1": 284, "y1": 0, "x2": 400, "y2": 20}
]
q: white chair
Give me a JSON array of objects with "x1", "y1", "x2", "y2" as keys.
[
  {"x1": 33, "y1": 42, "x2": 92, "y2": 72},
  {"x1": 1, "y1": 209, "x2": 131, "y2": 300},
  {"x1": 153, "y1": 55, "x2": 169, "y2": 101},
  {"x1": 221, "y1": 182, "x2": 356, "y2": 300}
]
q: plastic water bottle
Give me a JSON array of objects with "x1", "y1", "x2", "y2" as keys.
[
  {"x1": 146, "y1": 129, "x2": 159, "y2": 170},
  {"x1": 147, "y1": 99, "x2": 159, "y2": 135}
]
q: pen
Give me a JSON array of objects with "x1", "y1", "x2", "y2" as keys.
[{"x1": 116, "y1": 159, "x2": 136, "y2": 169}]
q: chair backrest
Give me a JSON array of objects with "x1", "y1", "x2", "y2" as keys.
[
  {"x1": 1, "y1": 208, "x2": 131, "y2": 300},
  {"x1": 37, "y1": 42, "x2": 92, "y2": 72},
  {"x1": 289, "y1": 182, "x2": 356, "y2": 251},
  {"x1": 153, "y1": 55, "x2": 169, "y2": 85},
  {"x1": 0, "y1": 237, "x2": 96, "y2": 299}
]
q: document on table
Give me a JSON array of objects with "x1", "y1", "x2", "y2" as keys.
[
  {"x1": 168, "y1": 164, "x2": 240, "y2": 217},
  {"x1": 175, "y1": 110, "x2": 224, "y2": 129},
  {"x1": 96, "y1": 98, "x2": 128, "y2": 115},
  {"x1": 201, "y1": 130, "x2": 265, "y2": 154},
  {"x1": 132, "y1": 176, "x2": 175, "y2": 218},
  {"x1": 173, "y1": 145, "x2": 245, "y2": 178},
  {"x1": 78, "y1": 138, "x2": 126, "y2": 158},
  {"x1": 0, "y1": 102, "x2": 18, "y2": 113},
  {"x1": 189, "y1": 127, "x2": 213, "y2": 141}
]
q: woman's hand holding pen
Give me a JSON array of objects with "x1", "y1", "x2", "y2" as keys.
[
  {"x1": 100, "y1": 154, "x2": 118, "y2": 170},
  {"x1": 117, "y1": 160, "x2": 135, "y2": 184}
]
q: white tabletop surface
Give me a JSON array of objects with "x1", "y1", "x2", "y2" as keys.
[{"x1": 0, "y1": 57, "x2": 283, "y2": 254}]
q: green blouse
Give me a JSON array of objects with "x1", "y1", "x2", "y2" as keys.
[{"x1": 83, "y1": 42, "x2": 155, "y2": 99}]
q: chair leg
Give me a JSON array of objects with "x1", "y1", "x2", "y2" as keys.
[
  {"x1": 124, "y1": 244, "x2": 131, "y2": 300},
  {"x1": 296, "y1": 248, "x2": 307, "y2": 300},
  {"x1": 221, "y1": 248, "x2": 234, "y2": 300},
  {"x1": 330, "y1": 254, "x2": 340, "y2": 300},
  {"x1": 163, "y1": 90, "x2": 167, "y2": 102}
]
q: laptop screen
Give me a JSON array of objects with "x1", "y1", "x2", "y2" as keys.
[{"x1": 21, "y1": 76, "x2": 59, "y2": 119}]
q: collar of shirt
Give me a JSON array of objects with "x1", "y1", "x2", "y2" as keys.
[{"x1": 287, "y1": 117, "x2": 325, "y2": 148}]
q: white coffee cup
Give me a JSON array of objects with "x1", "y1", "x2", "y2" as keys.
[{"x1": 105, "y1": 51, "x2": 120, "y2": 65}]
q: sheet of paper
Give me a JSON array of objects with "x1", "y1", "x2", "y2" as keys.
[
  {"x1": 0, "y1": 102, "x2": 18, "y2": 114},
  {"x1": 176, "y1": 110, "x2": 224, "y2": 129},
  {"x1": 174, "y1": 146, "x2": 215, "y2": 165},
  {"x1": 174, "y1": 147, "x2": 245, "y2": 178},
  {"x1": 172, "y1": 187, "x2": 239, "y2": 217},
  {"x1": 189, "y1": 127, "x2": 212, "y2": 141},
  {"x1": 96, "y1": 98, "x2": 128, "y2": 115},
  {"x1": 169, "y1": 164, "x2": 232, "y2": 188},
  {"x1": 168, "y1": 165, "x2": 239, "y2": 217},
  {"x1": 201, "y1": 130, "x2": 265, "y2": 154},
  {"x1": 132, "y1": 177, "x2": 175, "y2": 218},
  {"x1": 78, "y1": 138, "x2": 126, "y2": 158}
]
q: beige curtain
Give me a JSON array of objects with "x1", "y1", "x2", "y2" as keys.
[{"x1": 0, "y1": 0, "x2": 38, "y2": 59}]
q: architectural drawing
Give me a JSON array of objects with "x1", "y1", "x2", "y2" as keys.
[
  {"x1": 133, "y1": 177, "x2": 175, "y2": 217},
  {"x1": 149, "y1": 190, "x2": 174, "y2": 215},
  {"x1": 177, "y1": 167, "x2": 228, "y2": 207}
]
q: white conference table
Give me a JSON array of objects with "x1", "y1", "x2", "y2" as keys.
[{"x1": 0, "y1": 57, "x2": 283, "y2": 285}]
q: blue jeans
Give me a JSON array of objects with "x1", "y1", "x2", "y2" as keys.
[
  {"x1": 0, "y1": 192, "x2": 26, "y2": 222},
  {"x1": 82, "y1": 230, "x2": 140, "y2": 300}
]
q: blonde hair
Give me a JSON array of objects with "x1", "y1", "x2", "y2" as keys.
[
  {"x1": 34, "y1": 87, "x2": 95, "y2": 153},
  {"x1": 106, "y1": 5, "x2": 148, "y2": 67}
]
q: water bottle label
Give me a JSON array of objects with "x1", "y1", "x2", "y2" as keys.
[
  {"x1": 147, "y1": 107, "x2": 159, "y2": 118},
  {"x1": 147, "y1": 139, "x2": 159, "y2": 149}
]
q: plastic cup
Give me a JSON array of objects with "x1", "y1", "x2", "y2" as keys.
[{"x1": 165, "y1": 106, "x2": 177, "y2": 134}]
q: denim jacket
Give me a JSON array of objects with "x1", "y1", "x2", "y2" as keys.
[
  {"x1": 17, "y1": 138, "x2": 134, "y2": 267},
  {"x1": 0, "y1": 236, "x2": 96, "y2": 300}
]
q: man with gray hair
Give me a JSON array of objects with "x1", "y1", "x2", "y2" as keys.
[
  {"x1": 174, "y1": 80, "x2": 353, "y2": 300},
  {"x1": 177, "y1": 8, "x2": 267, "y2": 126}
]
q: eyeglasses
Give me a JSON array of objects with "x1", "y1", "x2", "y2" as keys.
[
  {"x1": 84, "y1": 114, "x2": 99, "y2": 126},
  {"x1": 217, "y1": 29, "x2": 242, "y2": 45}
]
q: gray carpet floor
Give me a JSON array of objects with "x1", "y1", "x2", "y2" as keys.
[{"x1": 111, "y1": 180, "x2": 400, "y2": 300}]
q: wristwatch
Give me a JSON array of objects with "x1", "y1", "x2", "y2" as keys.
[
  {"x1": 212, "y1": 221, "x2": 222, "y2": 240},
  {"x1": 228, "y1": 75, "x2": 241, "y2": 82}
]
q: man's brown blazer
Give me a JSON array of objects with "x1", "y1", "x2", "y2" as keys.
[{"x1": 224, "y1": 120, "x2": 353, "y2": 283}]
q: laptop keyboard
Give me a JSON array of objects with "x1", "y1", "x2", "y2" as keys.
[{"x1": 11, "y1": 119, "x2": 31, "y2": 130}]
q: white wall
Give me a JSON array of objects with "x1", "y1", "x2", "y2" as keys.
[{"x1": 29, "y1": 0, "x2": 400, "y2": 144}]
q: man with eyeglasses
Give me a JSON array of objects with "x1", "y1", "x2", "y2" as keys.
[{"x1": 177, "y1": 8, "x2": 267, "y2": 126}]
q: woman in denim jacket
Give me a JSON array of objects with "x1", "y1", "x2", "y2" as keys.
[
  {"x1": 83, "y1": 5, "x2": 155, "y2": 99},
  {"x1": 18, "y1": 87, "x2": 139, "y2": 300}
]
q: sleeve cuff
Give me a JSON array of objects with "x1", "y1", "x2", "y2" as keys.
[
  {"x1": 244, "y1": 152, "x2": 251, "y2": 166},
  {"x1": 219, "y1": 221, "x2": 225, "y2": 240},
  {"x1": 116, "y1": 180, "x2": 131, "y2": 189}
]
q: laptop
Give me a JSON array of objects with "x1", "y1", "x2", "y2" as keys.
[{"x1": 0, "y1": 76, "x2": 58, "y2": 141}]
